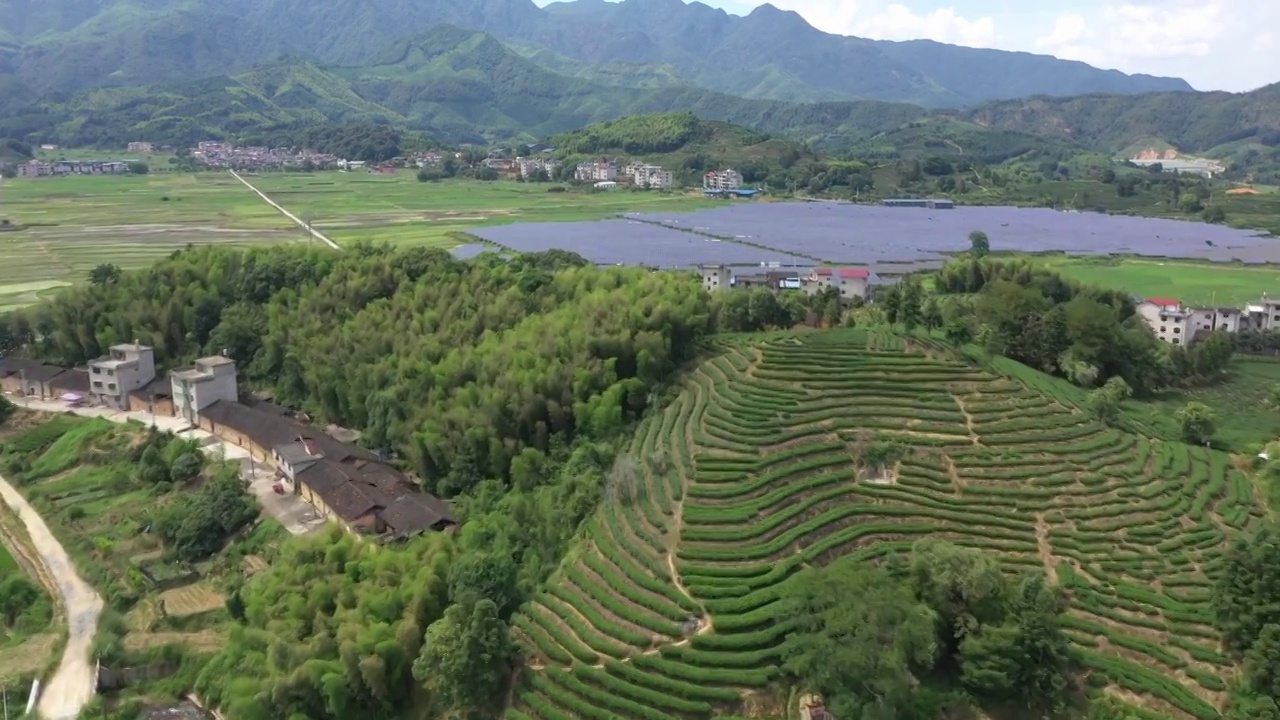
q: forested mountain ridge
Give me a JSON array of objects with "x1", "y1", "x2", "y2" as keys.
[
  {"x1": 0, "y1": 28, "x2": 930, "y2": 149},
  {"x1": 0, "y1": 0, "x2": 1189, "y2": 105},
  {"x1": 963, "y1": 83, "x2": 1280, "y2": 153}
]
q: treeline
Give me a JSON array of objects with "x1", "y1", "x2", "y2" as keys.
[
  {"x1": 785, "y1": 541, "x2": 1073, "y2": 719},
  {"x1": 240, "y1": 122, "x2": 408, "y2": 162},
  {"x1": 922, "y1": 257, "x2": 1233, "y2": 395},
  {"x1": 548, "y1": 112, "x2": 715, "y2": 155},
  {"x1": 1214, "y1": 525, "x2": 1280, "y2": 718}
]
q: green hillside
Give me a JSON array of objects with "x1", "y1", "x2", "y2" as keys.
[
  {"x1": 506, "y1": 328, "x2": 1257, "y2": 720},
  {"x1": 0, "y1": 0, "x2": 1190, "y2": 104}
]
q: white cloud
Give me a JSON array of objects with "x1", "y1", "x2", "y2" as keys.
[
  {"x1": 1031, "y1": 0, "x2": 1278, "y2": 90},
  {"x1": 729, "y1": 0, "x2": 999, "y2": 48},
  {"x1": 852, "y1": 3, "x2": 998, "y2": 46}
]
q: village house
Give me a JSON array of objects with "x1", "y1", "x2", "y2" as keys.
[
  {"x1": 575, "y1": 160, "x2": 617, "y2": 183},
  {"x1": 698, "y1": 264, "x2": 731, "y2": 293},
  {"x1": 49, "y1": 369, "x2": 91, "y2": 401},
  {"x1": 127, "y1": 142, "x2": 154, "y2": 153},
  {"x1": 130, "y1": 377, "x2": 176, "y2": 417},
  {"x1": 703, "y1": 169, "x2": 743, "y2": 192},
  {"x1": 171, "y1": 355, "x2": 238, "y2": 424},
  {"x1": 516, "y1": 156, "x2": 559, "y2": 180},
  {"x1": 802, "y1": 267, "x2": 872, "y2": 303},
  {"x1": 1135, "y1": 295, "x2": 1280, "y2": 344},
  {"x1": 176, "y1": 356, "x2": 456, "y2": 539},
  {"x1": 197, "y1": 398, "x2": 456, "y2": 539},
  {"x1": 630, "y1": 163, "x2": 676, "y2": 190},
  {"x1": 88, "y1": 343, "x2": 157, "y2": 409}
]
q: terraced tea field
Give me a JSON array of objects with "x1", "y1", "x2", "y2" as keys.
[{"x1": 505, "y1": 329, "x2": 1260, "y2": 720}]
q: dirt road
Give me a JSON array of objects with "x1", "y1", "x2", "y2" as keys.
[{"x1": 0, "y1": 473, "x2": 104, "y2": 720}]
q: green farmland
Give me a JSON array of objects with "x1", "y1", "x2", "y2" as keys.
[
  {"x1": 1037, "y1": 255, "x2": 1280, "y2": 307},
  {"x1": 244, "y1": 172, "x2": 716, "y2": 248},
  {"x1": 505, "y1": 329, "x2": 1257, "y2": 720},
  {"x1": 0, "y1": 171, "x2": 714, "y2": 310}
]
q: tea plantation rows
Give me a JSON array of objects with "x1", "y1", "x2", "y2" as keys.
[{"x1": 503, "y1": 329, "x2": 1259, "y2": 720}]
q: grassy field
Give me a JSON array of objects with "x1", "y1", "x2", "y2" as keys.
[
  {"x1": 505, "y1": 328, "x2": 1257, "y2": 720},
  {"x1": 246, "y1": 172, "x2": 718, "y2": 247},
  {"x1": 1036, "y1": 255, "x2": 1280, "y2": 306},
  {"x1": 0, "y1": 171, "x2": 715, "y2": 310}
]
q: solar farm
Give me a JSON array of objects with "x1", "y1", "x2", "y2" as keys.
[
  {"x1": 469, "y1": 202, "x2": 1280, "y2": 270},
  {"x1": 504, "y1": 329, "x2": 1257, "y2": 720}
]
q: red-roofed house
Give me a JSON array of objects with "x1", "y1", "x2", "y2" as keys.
[{"x1": 1136, "y1": 297, "x2": 1192, "y2": 345}]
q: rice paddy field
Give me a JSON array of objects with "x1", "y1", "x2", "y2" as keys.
[
  {"x1": 244, "y1": 173, "x2": 716, "y2": 247},
  {"x1": 505, "y1": 329, "x2": 1259, "y2": 720},
  {"x1": 0, "y1": 171, "x2": 713, "y2": 310}
]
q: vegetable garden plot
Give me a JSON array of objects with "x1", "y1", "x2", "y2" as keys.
[{"x1": 508, "y1": 330, "x2": 1257, "y2": 720}]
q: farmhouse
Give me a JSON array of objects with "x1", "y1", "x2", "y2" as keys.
[
  {"x1": 575, "y1": 160, "x2": 618, "y2": 182},
  {"x1": 170, "y1": 355, "x2": 240, "y2": 424},
  {"x1": 198, "y1": 399, "x2": 456, "y2": 538},
  {"x1": 129, "y1": 377, "x2": 176, "y2": 417},
  {"x1": 703, "y1": 169, "x2": 743, "y2": 192},
  {"x1": 127, "y1": 142, "x2": 154, "y2": 153},
  {"x1": 48, "y1": 369, "x2": 91, "y2": 400},
  {"x1": 802, "y1": 267, "x2": 871, "y2": 303},
  {"x1": 0, "y1": 357, "x2": 48, "y2": 396},
  {"x1": 629, "y1": 163, "x2": 676, "y2": 190},
  {"x1": 88, "y1": 343, "x2": 157, "y2": 409},
  {"x1": 11, "y1": 363, "x2": 69, "y2": 400},
  {"x1": 1136, "y1": 296, "x2": 1280, "y2": 343},
  {"x1": 698, "y1": 264, "x2": 731, "y2": 293}
]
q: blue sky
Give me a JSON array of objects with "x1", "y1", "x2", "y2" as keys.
[{"x1": 537, "y1": 0, "x2": 1275, "y2": 92}]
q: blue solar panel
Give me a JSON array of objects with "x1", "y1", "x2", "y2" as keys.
[
  {"x1": 627, "y1": 204, "x2": 1280, "y2": 265},
  {"x1": 470, "y1": 219, "x2": 811, "y2": 267}
]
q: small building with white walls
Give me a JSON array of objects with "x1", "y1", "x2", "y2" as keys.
[
  {"x1": 171, "y1": 356, "x2": 238, "y2": 424},
  {"x1": 89, "y1": 343, "x2": 156, "y2": 409},
  {"x1": 1135, "y1": 297, "x2": 1193, "y2": 345},
  {"x1": 699, "y1": 264, "x2": 730, "y2": 292}
]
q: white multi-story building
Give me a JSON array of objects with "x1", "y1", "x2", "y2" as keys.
[
  {"x1": 517, "y1": 156, "x2": 559, "y2": 179},
  {"x1": 698, "y1": 265, "x2": 731, "y2": 293},
  {"x1": 1135, "y1": 298, "x2": 1194, "y2": 345},
  {"x1": 89, "y1": 344, "x2": 157, "y2": 409},
  {"x1": 631, "y1": 164, "x2": 675, "y2": 190},
  {"x1": 575, "y1": 160, "x2": 617, "y2": 182},
  {"x1": 703, "y1": 169, "x2": 743, "y2": 191},
  {"x1": 171, "y1": 356, "x2": 239, "y2": 424},
  {"x1": 801, "y1": 268, "x2": 871, "y2": 304}
]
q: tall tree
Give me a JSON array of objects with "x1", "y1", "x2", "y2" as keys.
[
  {"x1": 413, "y1": 599, "x2": 512, "y2": 720},
  {"x1": 782, "y1": 562, "x2": 937, "y2": 720}
]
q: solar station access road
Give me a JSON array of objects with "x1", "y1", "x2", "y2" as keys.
[{"x1": 462, "y1": 202, "x2": 1280, "y2": 270}]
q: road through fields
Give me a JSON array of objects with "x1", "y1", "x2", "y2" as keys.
[
  {"x1": 229, "y1": 169, "x2": 341, "y2": 250},
  {"x1": 0, "y1": 473, "x2": 103, "y2": 720}
]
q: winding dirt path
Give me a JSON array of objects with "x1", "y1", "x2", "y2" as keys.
[
  {"x1": 1034, "y1": 513, "x2": 1059, "y2": 585},
  {"x1": 0, "y1": 473, "x2": 104, "y2": 720}
]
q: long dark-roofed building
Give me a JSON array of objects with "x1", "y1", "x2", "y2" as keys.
[{"x1": 197, "y1": 398, "x2": 455, "y2": 538}]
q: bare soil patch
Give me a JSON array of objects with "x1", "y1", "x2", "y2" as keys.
[{"x1": 123, "y1": 629, "x2": 226, "y2": 654}]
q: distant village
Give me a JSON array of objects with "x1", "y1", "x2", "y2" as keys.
[{"x1": 11, "y1": 139, "x2": 759, "y2": 194}]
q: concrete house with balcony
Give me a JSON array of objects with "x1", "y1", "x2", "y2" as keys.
[
  {"x1": 88, "y1": 344, "x2": 156, "y2": 409},
  {"x1": 1135, "y1": 298, "x2": 1193, "y2": 345},
  {"x1": 171, "y1": 356, "x2": 239, "y2": 424},
  {"x1": 802, "y1": 267, "x2": 871, "y2": 304}
]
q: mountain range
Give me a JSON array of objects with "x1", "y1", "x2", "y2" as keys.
[
  {"x1": 0, "y1": 0, "x2": 1190, "y2": 106},
  {"x1": 0, "y1": 0, "x2": 1276, "y2": 180}
]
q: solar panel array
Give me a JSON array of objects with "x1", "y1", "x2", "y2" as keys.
[
  {"x1": 470, "y1": 219, "x2": 811, "y2": 267},
  {"x1": 462, "y1": 203, "x2": 1280, "y2": 269},
  {"x1": 627, "y1": 204, "x2": 1280, "y2": 265}
]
